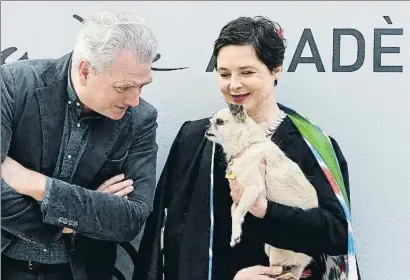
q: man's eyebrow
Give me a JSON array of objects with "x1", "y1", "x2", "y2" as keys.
[
  {"x1": 113, "y1": 78, "x2": 153, "y2": 87},
  {"x1": 113, "y1": 82, "x2": 134, "y2": 87}
]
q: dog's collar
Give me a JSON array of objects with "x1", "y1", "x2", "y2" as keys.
[
  {"x1": 225, "y1": 140, "x2": 266, "y2": 179},
  {"x1": 227, "y1": 139, "x2": 267, "y2": 164}
]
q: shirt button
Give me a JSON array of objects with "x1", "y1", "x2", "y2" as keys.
[
  {"x1": 67, "y1": 155, "x2": 72, "y2": 159},
  {"x1": 43, "y1": 249, "x2": 48, "y2": 252},
  {"x1": 76, "y1": 102, "x2": 80, "y2": 107},
  {"x1": 76, "y1": 123, "x2": 81, "y2": 128},
  {"x1": 68, "y1": 101, "x2": 72, "y2": 105}
]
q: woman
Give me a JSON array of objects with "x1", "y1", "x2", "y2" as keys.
[{"x1": 135, "y1": 16, "x2": 356, "y2": 280}]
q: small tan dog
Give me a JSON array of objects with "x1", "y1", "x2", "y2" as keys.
[{"x1": 205, "y1": 104, "x2": 319, "y2": 280}]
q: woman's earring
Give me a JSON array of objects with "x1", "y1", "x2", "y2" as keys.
[{"x1": 274, "y1": 69, "x2": 281, "y2": 86}]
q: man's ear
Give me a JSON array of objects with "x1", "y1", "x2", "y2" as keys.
[
  {"x1": 228, "y1": 103, "x2": 246, "y2": 123},
  {"x1": 78, "y1": 59, "x2": 92, "y2": 86}
]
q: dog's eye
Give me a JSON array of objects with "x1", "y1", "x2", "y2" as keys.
[{"x1": 215, "y1": 118, "x2": 225, "y2": 125}]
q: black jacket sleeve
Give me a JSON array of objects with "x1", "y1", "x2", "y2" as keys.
[
  {"x1": 1, "y1": 64, "x2": 62, "y2": 247},
  {"x1": 133, "y1": 121, "x2": 190, "y2": 280}
]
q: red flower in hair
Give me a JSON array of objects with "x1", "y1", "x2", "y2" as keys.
[{"x1": 277, "y1": 27, "x2": 284, "y2": 39}]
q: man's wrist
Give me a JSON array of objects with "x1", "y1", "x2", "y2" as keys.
[
  {"x1": 40, "y1": 177, "x2": 54, "y2": 212},
  {"x1": 24, "y1": 169, "x2": 47, "y2": 202}
]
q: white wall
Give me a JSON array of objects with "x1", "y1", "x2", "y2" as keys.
[{"x1": 2, "y1": 1, "x2": 410, "y2": 278}]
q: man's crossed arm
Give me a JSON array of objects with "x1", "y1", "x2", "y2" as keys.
[{"x1": 1, "y1": 158, "x2": 134, "y2": 235}]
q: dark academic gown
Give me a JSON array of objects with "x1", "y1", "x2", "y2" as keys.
[{"x1": 134, "y1": 110, "x2": 351, "y2": 280}]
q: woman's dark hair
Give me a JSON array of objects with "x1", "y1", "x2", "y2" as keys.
[{"x1": 213, "y1": 16, "x2": 286, "y2": 72}]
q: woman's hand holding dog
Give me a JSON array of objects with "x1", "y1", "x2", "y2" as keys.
[
  {"x1": 228, "y1": 160, "x2": 268, "y2": 219},
  {"x1": 229, "y1": 179, "x2": 268, "y2": 219}
]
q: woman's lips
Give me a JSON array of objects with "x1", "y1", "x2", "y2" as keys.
[{"x1": 231, "y1": 93, "x2": 250, "y2": 103}]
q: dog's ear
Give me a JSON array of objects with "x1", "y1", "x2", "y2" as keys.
[{"x1": 229, "y1": 103, "x2": 246, "y2": 123}]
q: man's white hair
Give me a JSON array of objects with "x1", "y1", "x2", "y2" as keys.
[{"x1": 71, "y1": 11, "x2": 158, "y2": 73}]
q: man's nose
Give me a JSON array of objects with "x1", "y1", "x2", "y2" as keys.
[{"x1": 124, "y1": 89, "x2": 140, "y2": 107}]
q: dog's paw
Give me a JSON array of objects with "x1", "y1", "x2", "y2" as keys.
[
  {"x1": 230, "y1": 224, "x2": 242, "y2": 247},
  {"x1": 230, "y1": 236, "x2": 241, "y2": 247}
]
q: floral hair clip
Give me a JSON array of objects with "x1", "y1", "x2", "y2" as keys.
[{"x1": 277, "y1": 26, "x2": 284, "y2": 39}]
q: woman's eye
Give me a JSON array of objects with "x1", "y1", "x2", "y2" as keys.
[
  {"x1": 220, "y1": 73, "x2": 230, "y2": 78},
  {"x1": 242, "y1": 72, "x2": 254, "y2": 76},
  {"x1": 216, "y1": 118, "x2": 225, "y2": 125}
]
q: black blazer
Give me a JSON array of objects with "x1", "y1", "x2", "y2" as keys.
[{"x1": 1, "y1": 53, "x2": 158, "y2": 279}]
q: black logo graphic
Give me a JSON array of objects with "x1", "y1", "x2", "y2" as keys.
[
  {"x1": 1, "y1": 47, "x2": 28, "y2": 65},
  {"x1": 1, "y1": 14, "x2": 189, "y2": 72},
  {"x1": 73, "y1": 15, "x2": 188, "y2": 71}
]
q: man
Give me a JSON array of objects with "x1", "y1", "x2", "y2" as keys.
[{"x1": 1, "y1": 11, "x2": 159, "y2": 279}]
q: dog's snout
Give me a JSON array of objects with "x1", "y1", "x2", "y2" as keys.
[{"x1": 205, "y1": 121, "x2": 216, "y2": 138}]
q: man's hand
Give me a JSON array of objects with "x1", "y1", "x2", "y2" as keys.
[
  {"x1": 1, "y1": 157, "x2": 46, "y2": 201},
  {"x1": 97, "y1": 174, "x2": 134, "y2": 197},
  {"x1": 62, "y1": 174, "x2": 134, "y2": 233},
  {"x1": 234, "y1": 265, "x2": 283, "y2": 280}
]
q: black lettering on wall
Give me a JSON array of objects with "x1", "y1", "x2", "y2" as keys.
[
  {"x1": 287, "y1": 29, "x2": 325, "y2": 72},
  {"x1": 333, "y1": 29, "x2": 365, "y2": 72}
]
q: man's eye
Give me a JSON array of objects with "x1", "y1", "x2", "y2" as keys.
[
  {"x1": 115, "y1": 87, "x2": 130, "y2": 93},
  {"x1": 216, "y1": 118, "x2": 225, "y2": 125},
  {"x1": 220, "y1": 73, "x2": 230, "y2": 78}
]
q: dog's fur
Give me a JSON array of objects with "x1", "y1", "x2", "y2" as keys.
[{"x1": 205, "y1": 104, "x2": 319, "y2": 280}]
